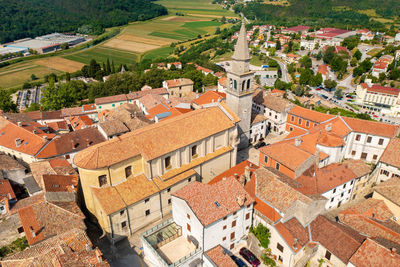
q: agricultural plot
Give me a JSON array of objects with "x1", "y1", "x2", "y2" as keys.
[
  {"x1": 156, "y1": 0, "x2": 237, "y2": 17},
  {"x1": 35, "y1": 57, "x2": 84, "y2": 72},
  {"x1": 63, "y1": 46, "x2": 139, "y2": 66}
]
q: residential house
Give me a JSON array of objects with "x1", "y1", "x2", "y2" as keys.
[
  {"x1": 376, "y1": 138, "x2": 400, "y2": 183},
  {"x1": 95, "y1": 94, "x2": 128, "y2": 112},
  {"x1": 250, "y1": 113, "x2": 268, "y2": 144},
  {"x1": 0, "y1": 179, "x2": 16, "y2": 216},
  {"x1": 203, "y1": 245, "x2": 237, "y2": 267},
  {"x1": 61, "y1": 103, "x2": 98, "y2": 121},
  {"x1": 0, "y1": 153, "x2": 27, "y2": 184},
  {"x1": 69, "y1": 115, "x2": 93, "y2": 131},
  {"x1": 98, "y1": 119, "x2": 130, "y2": 140},
  {"x1": 371, "y1": 55, "x2": 394, "y2": 78},
  {"x1": 373, "y1": 178, "x2": 400, "y2": 221},
  {"x1": 191, "y1": 91, "x2": 226, "y2": 109},
  {"x1": 146, "y1": 103, "x2": 192, "y2": 122},
  {"x1": 167, "y1": 62, "x2": 182, "y2": 69},
  {"x1": 163, "y1": 78, "x2": 194, "y2": 97},
  {"x1": 74, "y1": 106, "x2": 240, "y2": 242},
  {"x1": 46, "y1": 120, "x2": 70, "y2": 134},
  {"x1": 318, "y1": 64, "x2": 329, "y2": 81}
]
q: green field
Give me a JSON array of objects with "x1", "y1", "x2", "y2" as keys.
[
  {"x1": 63, "y1": 47, "x2": 139, "y2": 66},
  {"x1": 156, "y1": 0, "x2": 237, "y2": 17},
  {"x1": 142, "y1": 47, "x2": 175, "y2": 61}
]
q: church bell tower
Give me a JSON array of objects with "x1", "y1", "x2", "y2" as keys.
[{"x1": 226, "y1": 21, "x2": 254, "y2": 149}]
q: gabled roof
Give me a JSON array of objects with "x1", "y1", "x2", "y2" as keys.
[
  {"x1": 288, "y1": 105, "x2": 334, "y2": 124},
  {"x1": 95, "y1": 94, "x2": 127, "y2": 105},
  {"x1": 99, "y1": 119, "x2": 129, "y2": 137},
  {"x1": 275, "y1": 217, "x2": 309, "y2": 253},
  {"x1": 311, "y1": 215, "x2": 365, "y2": 264},
  {"x1": 36, "y1": 127, "x2": 106, "y2": 159},
  {"x1": 74, "y1": 106, "x2": 236, "y2": 169},
  {"x1": 342, "y1": 116, "x2": 400, "y2": 138},
  {"x1": 192, "y1": 91, "x2": 226, "y2": 106},
  {"x1": 0, "y1": 179, "x2": 16, "y2": 199},
  {"x1": 349, "y1": 238, "x2": 400, "y2": 267},
  {"x1": 380, "y1": 138, "x2": 400, "y2": 168},
  {"x1": 164, "y1": 78, "x2": 194, "y2": 88},
  {"x1": 173, "y1": 177, "x2": 254, "y2": 226}
]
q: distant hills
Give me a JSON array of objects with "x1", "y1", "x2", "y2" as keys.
[
  {"x1": 240, "y1": 0, "x2": 399, "y2": 30},
  {"x1": 0, "y1": 0, "x2": 167, "y2": 43}
]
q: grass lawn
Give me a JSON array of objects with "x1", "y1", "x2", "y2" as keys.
[
  {"x1": 366, "y1": 48, "x2": 383, "y2": 57},
  {"x1": 63, "y1": 47, "x2": 139, "y2": 66},
  {"x1": 156, "y1": 0, "x2": 236, "y2": 17},
  {"x1": 250, "y1": 56, "x2": 266, "y2": 66}
]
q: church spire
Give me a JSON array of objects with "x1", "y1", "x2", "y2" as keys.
[{"x1": 232, "y1": 21, "x2": 250, "y2": 62}]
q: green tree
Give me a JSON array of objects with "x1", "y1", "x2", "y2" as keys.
[
  {"x1": 60, "y1": 43, "x2": 69, "y2": 50},
  {"x1": 24, "y1": 103, "x2": 40, "y2": 112},
  {"x1": 275, "y1": 40, "x2": 281, "y2": 50},
  {"x1": 299, "y1": 55, "x2": 312, "y2": 69},
  {"x1": 324, "y1": 79, "x2": 337, "y2": 89},
  {"x1": 353, "y1": 49, "x2": 362, "y2": 61},
  {"x1": 250, "y1": 223, "x2": 271, "y2": 249},
  {"x1": 334, "y1": 88, "x2": 343, "y2": 99},
  {"x1": 323, "y1": 46, "x2": 335, "y2": 64},
  {"x1": 106, "y1": 58, "x2": 112, "y2": 75},
  {"x1": 89, "y1": 59, "x2": 101, "y2": 78},
  {"x1": 350, "y1": 57, "x2": 358, "y2": 67},
  {"x1": 30, "y1": 74, "x2": 38, "y2": 81},
  {"x1": 215, "y1": 27, "x2": 221, "y2": 34},
  {"x1": 0, "y1": 90, "x2": 17, "y2": 112},
  {"x1": 66, "y1": 72, "x2": 71, "y2": 81}
]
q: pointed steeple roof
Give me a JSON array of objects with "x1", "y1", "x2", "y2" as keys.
[{"x1": 232, "y1": 21, "x2": 250, "y2": 61}]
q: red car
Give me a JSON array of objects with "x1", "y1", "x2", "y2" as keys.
[{"x1": 239, "y1": 247, "x2": 261, "y2": 267}]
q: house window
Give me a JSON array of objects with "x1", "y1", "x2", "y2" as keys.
[
  {"x1": 333, "y1": 188, "x2": 336, "y2": 193},
  {"x1": 351, "y1": 151, "x2": 356, "y2": 156},
  {"x1": 343, "y1": 184, "x2": 346, "y2": 189},
  {"x1": 378, "y1": 138, "x2": 384, "y2": 145},
  {"x1": 120, "y1": 210, "x2": 124, "y2": 216},
  {"x1": 276, "y1": 162, "x2": 280, "y2": 170},
  {"x1": 112, "y1": 104, "x2": 115, "y2": 107},
  {"x1": 188, "y1": 177, "x2": 192, "y2": 182},
  {"x1": 355, "y1": 134, "x2": 361, "y2": 141},
  {"x1": 121, "y1": 221, "x2": 127, "y2": 228},
  {"x1": 223, "y1": 236, "x2": 226, "y2": 241},
  {"x1": 230, "y1": 232, "x2": 235, "y2": 240},
  {"x1": 125, "y1": 166, "x2": 132, "y2": 178},
  {"x1": 223, "y1": 216, "x2": 227, "y2": 220},
  {"x1": 145, "y1": 198, "x2": 150, "y2": 203},
  {"x1": 361, "y1": 152, "x2": 368, "y2": 159},
  {"x1": 223, "y1": 225, "x2": 227, "y2": 230},
  {"x1": 145, "y1": 209, "x2": 150, "y2": 216},
  {"x1": 291, "y1": 115, "x2": 295, "y2": 122},
  {"x1": 325, "y1": 250, "x2": 331, "y2": 260},
  {"x1": 246, "y1": 226, "x2": 249, "y2": 230},
  {"x1": 348, "y1": 189, "x2": 351, "y2": 194},
  {"x1": 298, "y1": 118, "x2": 302, "y2": 125},
  {"x1": 330, "y1": 198, "x2": 334, "y2": 202},
  {"x1": 264, "y1": 156, "x2": 268, "y2": 164},
  {"x1": 277, "y1": 243, "x2": 284, "y2": 252},
  {"x1": 187, "y1": 223, "x2": 191, "y2": 232},
  {"x1": 306, "y1": 120, "x2": 310, "y2": 127},
  {"x1": 373, "y1": 154, "x2": 378, "y2": 160},
  {"x1": 98, "y1": 175, "x2": 107, "y2": 187},
  {"x1": 367, "y1": 136, "x2": 372, "y2": 143},
  {"x1": 278, "y1": 256, "x2": 283, "y2": 263},
  {"x1": 168, "y1": 199, "x2": 171, "y2": 205},
  {"x1": 232, "y1": 220, "x2": 236, "y2": 227},
  {"x1": 289, "y1": 127, "x2": 293, "y2": 131},
  {"x1": 191, "y1": 145, "x2": 198, "y2": 158},
  {"x1": 233, "y1": 211, "x2": 237, "y2": 216},
  {"x1": 187, "y1": 214, "x2": 190, "y2": 219},
  {"x1": 165, "y1": 156, "x2": 172, "y2": 170},
  {"x1": 17, "y1": 227, "x2": 24, "y2": 233},
  {"x1": 230, "y1": 243, "x2": 235, "y2": 250},
  {"x1": 167, "y1": 188, "x2": 171, "y2": 193},
  {"x1": 246, "y1": 213, "x2": 250, "y2": 220}
]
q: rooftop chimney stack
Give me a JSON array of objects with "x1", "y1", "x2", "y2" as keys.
[
  {"x1": 244, "y1": 165, "x2": 251, "y2": 182},
  {"x1": 295, "y1": 138, "x2": 302, "y2": 147},
  {"x1": 325, "y1": 124, "x2": 332, "y2": 132},
  {"x1": 236, "y1": 194, "x2": 246, "y2": 206},
  {"x1": 15, "y1": 138, "x2": 22, "y2": 147},
  {"x1": 17, "y1": 121, "x2": 22, "y2": 127}
]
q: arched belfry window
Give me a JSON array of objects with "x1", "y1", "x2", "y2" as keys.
[
  {"x1": 234, "y1": 80, "x2": 237, "y2": 90},
  {"x1": 242, "y1": 80, "x2": 246, "y2": 92},
  {"x1": 247, "y1": 79, "x2": 251, "y2": 89}
]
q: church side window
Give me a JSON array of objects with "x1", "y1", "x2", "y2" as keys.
[
  {"x1": 247, "y1": 79, "x2": 251, "y2": 89},
  {"x1": 234, "y1": 80, "x2": 237, "y2": 90}
]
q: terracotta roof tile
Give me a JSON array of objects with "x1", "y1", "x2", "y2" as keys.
[
  {"x1": 25, "y1": 110, "x2": 62, "y2": 121},
  {"x1": 36, "y1": 127, "x2": 106, "y2": 159},
  {"x1": 192, "y1": 91, "x2": 226, "y2": 106},
  {"x1": 275, "y1": 217, "x2": 309, "y2": 252},
  {"x1": 138, "y1": 94, "x2": 168, "y2": 110},
  {"x1": 165, "y1": 78, "x2": 194, "y2": 88},
  {"x1": 311, "y1": 215, "x2": 364, "y2": 264},
  {"x1": 379, "y1": 138, "x2": 400, "y2": 168},
  {"x1": 288, "y1": 105, "x2": 334, "y2": 123},
  {"x1": 0, "y1": 179, "x2": 16, "y2": 199},
  {"x1": 95, "y1": 94, "x2": 127, "y2": 105},
  {"x1": 74, "y1": 107, "x2": 236, "y2": 169},
  {"x1": 42, "y1": 174, "x2": 78, "y2": 193},
  {"x1": 173, "y1": 177, "x2": 254, "y2": 226},
  {"x1": 91, "y1": 186, "x2": 125, "y2": 215},
  {"x1": 349, "y1": 239, "x2": 400, "y2": 267},
  {"x1": 99, "y1": 119, "x2": 129, "y2": 137},
  {"x1": 209, "y1": 160, "x2": 259, "y2": 185},
  {"x1": 374, "y1": 178, "x2": 400, "y2": 206},
  {"x1": 342, "y1": 116, "x2": 399, "y2": 138},
  {"x1": 204, "y1": 245, "x2": 237, "y2": 267},
  {"x1": 46, "y1": 120, "x2": 69, "y2": 132},
  {"x1": 69, "y1": 115, "x2": 93, "y2": 130},
  {"x1": 0, "y1": 152, "x2": 25, "y2": 170},
  {"x1": 254, "y1": 197, "x2": 281, "y2": 222},
  {"x1": 255, "y1": 168, "x2": 312, "y2": 213}
]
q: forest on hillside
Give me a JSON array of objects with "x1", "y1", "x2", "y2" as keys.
[
  {"x1": 236, "y1": 0, "x2": 399, "y2": 31},
  {"x1": 0, "y1": 0, "x2": 167, "y2": 43}
]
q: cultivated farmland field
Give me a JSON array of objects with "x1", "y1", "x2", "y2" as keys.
[
  {"x1": 156, "y1": 0, "x2": 237, "y2": 18},
  {"x1": 63, "y1": 47, "x2": 139, "y2": 66},
  {"x1": 35, "y1": 57, "x2": 84, "y2": 72}
]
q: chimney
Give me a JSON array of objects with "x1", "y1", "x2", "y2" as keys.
[
  {"x1": 244, "y1": 165, "x2": 251, "y2": 182},
  {"x1": 239, "y1": 175, "x2": 246, "y2": 185},
  {"x1": 15, "y1": 138, "x2": 22, "y2": 147},
  {"x1": 17, "y1": 121, "x2": 22, "y2": 127},
  {"x1": 236, "y1": 194, "x2": 246, "y2": 206},
  {"x1": 43, "y1": 136, "x2": 47, "y2": 141},
  {"x1": 391, "y1": 248, "x2": 397, "y2": 255},
  {"x1": 32, "y1": 129, "x2": 36, "y2": 134},
  {"x1": 325, "y1": 123, "x2": 332, "y2": 132},
  {"x1": 295, "y1": 138, "x2": 302, "y2": 147}
]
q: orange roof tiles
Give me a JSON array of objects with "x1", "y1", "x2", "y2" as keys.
[
  {"x1": 209, "y1": 160, "x2": 259, "y2": 185},
  {"x1": 192, "y1": 91, "x2": 226, "y2": 106},
  {"x1": 349, "y1": 238, "x2": 400, "y2": 267},
  {"x1": 379, "y1": 138, "x2": 400, "y2": 168},
  {"x1": 165, "y1": 78, "x2": 194, "y2": 88},
  {"x1": 254, "y1": 197, "x2": 281, "y2": 222},
  {"x1": 374, "y1": 178, "x2": 400, "y2": 206},
  {"x1": 74, "y1": 106, "x2": 236, "y2": 169},
  {"x1": 173, "y1": 177, "x2": 254, "y2": 226},
  {"x1": 46, "y1": 121, "x2": 69, "y2": 132},
  {"x1": 0, "y1": 179, "x2": 16, "y2": 199},
  {"x1": 69, "y1": 115, "x2": 93, "y2": 130},
  {"x1": 318, "y1": 64, "x2": 328, "y2": 76},
  {"x1": 311, "y1": 215, "x2": 364, "y2": 264},
  {"x1": 260, "y1": 142, "x2": 313, "y2": 171},
  {"x1": 367, "y1": 84, "x2": 400, "y2": 96},
  {"x1": 42, "y1": 174, "x2": 78, "y2": 193},
  {"x1": 205, "y1": 245, "x2": 237, "y2": 267},
  {"x1": 275, "y1": 217, "x2": 309, "y2": 252},
  {"x1": 95, "y1": 94, "x2": 127, "y2": 105},
  {"x1": 288, "y1": 105, "x2": 334, "y2": 124},
  {"x1": 342, "y1": 116, "x2": 399, "y2": 138},
  {"x1": 82, "y1": 103, "x2": 96, "y2": 112},
  {"x1": 0, "y1": 116, "x2": 49, "y2": 156},
  {"x1": 91, "y1": 186, "x2": 125, "y2": 215}
]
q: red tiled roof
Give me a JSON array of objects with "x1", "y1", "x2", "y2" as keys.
[
  {"x1": 288, "y1": 105, "x2": 334, "y2": 124},
  {"x1": 192, "y1": 91, "x2": 226, "y2": 106},
  {"x1": 209, "y1": 160, "x2": 259, "y2": 185},
  {"x1": 367, "y1": 85, "x2": 400, "y2": 96},
  {"x1": 318, "y1": 64, "x2": 328, "y2": 76},
  {"x1": 380, "y1": 138, "x2": 400, "y2": 168},
  {"x1": 254, "y1": 197, "x2": 281, "y2": 222},
  {"x1": 69, "y1": 115, "x2": 93, "y2": 130},
  {"x1": 42, "y1": 174, "x2": 78, "y2": 192},
  {"x1": 275, "y1": 217, "x2": 309, "y2": 252},
  {"x1": 349, "y1": 238, "x2": 400, "y2": 267},
  {"x1": 311, "y1": 215, "x2": 364, "y2": 264},
  {"x1": 374, "y1": 178, "x2": 400, "y2": 206},
  {"x1": 341, "y1": 116, "x2": 399, "y2": 138},
  {"x1": 196, "y1": 65, "x2": 213, "y2": 73},
  {"x1": 47, "y1": 121, "x2": 69, "y2": 132},
  {"x1": 284, "y1": 26, "x2": 310, "y2": 32},
  {"x1": 0, "y1": 179, "x2": 16, "y2": 199},
  {"x1": 95, "y1": 94, "x2": 127, "y2": 105},
  {"x1": 205, "y1": 245, "x2": 237, "y2": 267},
  {"x1": 173, "y1": 177, "x2": 254, "y2": 226},
  {"x1": 82, "y1": 103, "x2": 96, "y2": 112},
  {"x1": 165, "y1": 78, "x2": 194, "y2": 88}
]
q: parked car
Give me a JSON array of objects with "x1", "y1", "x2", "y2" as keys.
[
  {"x1": 239, "y1": 248, "x2": 261, "y2": 267},
  {"x1": 231, "y1": 255, "x2": 248, "y2": 267},
  {"x1": 254, "y1": 142, "x2": 266, "y2": 149}
]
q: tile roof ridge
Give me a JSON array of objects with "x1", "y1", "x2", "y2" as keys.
[
  {"x1": 338, "y1": 115, "x2": 353, "y2": 132},
  {"x1": 47, "y1": 201, "x2": 85, "y2": 218}
]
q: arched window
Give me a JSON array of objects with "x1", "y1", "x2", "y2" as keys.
[
  {"x1": 247, "y1": 79, "x2": 251, "y2": 89},
  {"x1": 234, "y1": 80, "x2": 237, "y2": 90},
  {"x1": 242, "y1": 80, "x2": 246, "y2": 92}
]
